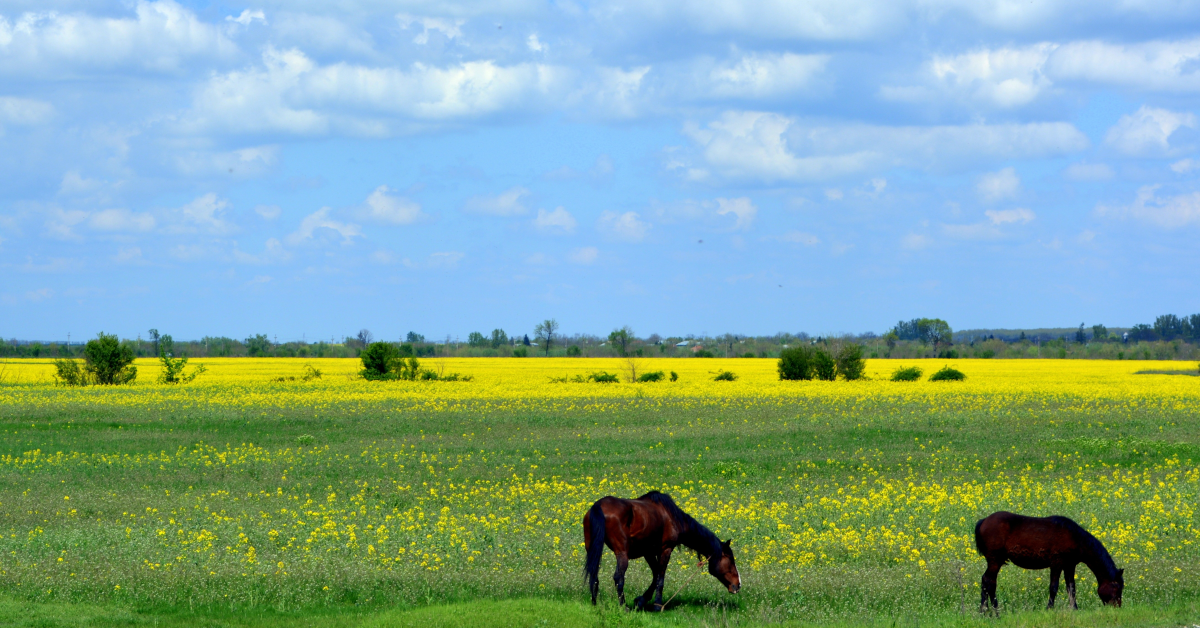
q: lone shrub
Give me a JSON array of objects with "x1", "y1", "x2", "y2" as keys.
[
  {"x1": 835, "y1": 344, "x2": 866, "y2": 381},
  {"x1": 85, "y1": 332, "x2": 137, "y2": 385},
  {"x1": 891, "y1": 366, "x2": 923, "y2": 381},
  {"x1": 566, "y1": 345, "x2": 582, "y2": 357},
  {"x1": 777, "y1": 346, "x2": 814, "y2": 381},
  {"x1": 360, "y1": 342, "x2": 402, "y2": 380},
  {"x1": 273, "y1": 364, "x2": 323, "y2": 383},
  {"x1": 53, "y1": 358, "x2": 89, "y2": 386},
  {"x1": 742, "y1": 352, "x2": 755, "y2": 358},
  {"x1": 929, "y1": 365, "x2": 966, "y2": 381},
  {"x1": 669, "y1": 371, "x2": 678, "y2": 382},
  {"x1": 693, "y1": 349, "x2": 715, "y2": 358},
  {"x1": 158, "y1": 353, "x2": 206, "y2": 384},
  {"x1": 813, "y1": 348, "x2": 837, "y2": 381},
  {"x1": 637, "y1": 371, "x2": 665, "y2": 383},
  {"x1": 712, "y1": 370, "x2": 738, "y2": 381},
  {"x1": 512, "y1": 347, "x2": 528, "y2": 358},
  {"x1": 590, "y1": 371, "x2": 619, "y2": 383}
]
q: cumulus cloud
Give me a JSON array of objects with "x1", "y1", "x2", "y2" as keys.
[
  {"x1": 89, "y1": 208, "x2": 156, "y2": 232},
  {"x1": 226, "y1": 10, "x2": 266, "y2": 27},
  {"x1": 774, "y1": 231, "x2": 820, "y2": 245},
  {"x1": 1097, "y1": 185, "x2": 1200, "y2": 228},
  {"x1": 532, "y1": 207, "x2": 576, "y2": 234},
  {"x1": 169, "y1": 193, "x2": 235, "y2": 234},
  {"x1": 0, "y1": 1, "x2": 237, "y2": 76},
  {"x1": 699, "y1": 52, "x2": 829, "y2": 100},
  {"x1": 363, "y1": 185, "x2": 425, "y2": 225},
  {"x1": 984, "y1": 207, "x2": 1035, "y2": 224},
  {"x1": 977, "y1": 167, "x2": 1020, "y2": 202},
  {"x1": 679, "y1": 111, "x2": 1088, "y2": 183},
  {"x1": 285, "y1": 207, "x2": 361, "y2": 245},
  {"x1": 0, "y1": 96, "x2": 54, "y2": 125},
  {"x1": 463, "y1": 187, "x2": 529, "y2": 216},
  {"x1": 396, "y1": 14, "x2": 464, "y2": 44},
  {"x1": 885, "y1": 44, "x2": 1055, "y2": 108},
  {"x1": 1104, "y1": 106, "x2": 1197, "y2": 156},
  {"x1": 714, "y1": 197, "x2": 756, "y2": 230},
  {"x1": 254, "y1": 204, "x2": 282, "y2": 220},
  {"x1": 1064, "y1": 162, "x2": 1114, "y2": 181},
  {"x1": 597, "y1": 211, "x2": 651, "y2": 242}
]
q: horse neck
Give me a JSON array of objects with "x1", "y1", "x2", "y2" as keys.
[
  {"x1": 1077, "y1": 533, "x2": 1118, "y2": 582},
  {"x1": 679, "y1": 524, "x2": 721, "y2": 560}
]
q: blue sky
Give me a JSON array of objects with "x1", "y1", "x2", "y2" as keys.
[{"x1": 3, "y1": 0, "x2": 1200, "y2": 342}]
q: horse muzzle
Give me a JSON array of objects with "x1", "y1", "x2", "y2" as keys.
[{"x1": 728, "y1": 583, "x2": 741, "y2": 594}]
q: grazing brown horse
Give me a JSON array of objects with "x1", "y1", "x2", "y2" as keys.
[
  {"x1": 975, "y1": 511, "x2": 1124, "y2": 613},
  {"x1": 583, "y1": 491, "x2": 740, "y2": 610}
]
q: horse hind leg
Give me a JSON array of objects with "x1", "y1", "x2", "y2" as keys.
[
  {"x1": 980, "y1": 561, "x2": 1001, "y2": 615},
  {"x1": 612, "y1": 552, "x2": 630, "y2": 608},
  {"x1": 1064, "y1": 565, "x2": 1078, "y2": 610},
  {"x1": 1047, "y1": 567, "x2": 1061, "y2": 609},
  {"x1": 634, "y1": 556, "x2": 661, "y2": 611}
]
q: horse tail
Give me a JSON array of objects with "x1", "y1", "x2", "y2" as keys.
[
  {"x1": 583, "y1": 501, "x2": 607, "y2": 580},
  {"x1": 973, "y1": 517, "x2": 986, "y2": 556}
]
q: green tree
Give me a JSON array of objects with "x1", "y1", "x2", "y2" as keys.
[
  {"x1": 1092, "y1": 324, "x2": 1108, "y2": 342},
  {"x1": 467, "y1": 331, "x2": 488, "y2": 347},
  {"x1": 608, "y1": 326, "x2": 633, "y2": 357},
  {"x1": 406, "y1": 331, "x2": 425, "y2": 344},
  {"x1": 777, "y1": 346, "x2": 814, "y2": 381},
  {"x1": 534, "y1": 319, "x2": 559, "y2": 356},
  {"x1": 84, "y1": 332, "x2": 137, "y2": 385},
  {"x1": 813, "y1": 347, "x2": 837, "y2": 381},
  {"x1": 1075, "y1": 323, "x2": 1087, "y2": 344},
  {"x1": 835, "y1": 343, "x2": 866, "y2": 380},
  {"x1": 489, "y1": 329, "x2": 509, "y2": 349},
  {"x1": 245, "y1": 334, "x2": 271, "y2": 357},
  {"x1": 360, "y1": 342, "x2": 402, "y2": 380}
]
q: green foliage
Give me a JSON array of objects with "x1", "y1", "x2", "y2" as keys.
[
  {"x1": 406, "y1": 332, "x2": 425, "y2": 344},
  {"x1": 489, "y1": 329, "x2": 508, "y2": 349},
  {"x1": 928, "y1": 365, "x2": 966, "y2": 381},
  {"x1": 835, "y1": 343, "x2": 866, "y2": 380},
  {"x1": 892, "y1": 318, "x2": 953, "y2": 346},
  {"x1": 467, "y1": 332, "x2": 488, "y2": 347},
  {"x1": 741, "y1": 352, "x2": 756, "y2": 358},
  {"x1": 777, "y1": 346, "x2": 814, "y2": 380},
  {"x1": 272, "y1": 364, "x2": 322, "y2": 383},
  {"x1": 977, "y1": 349, "x2": 996, "y2": 359},
  {"x1": 693, "y1": 349, "x2": 715, "y2": 358},
  {"x1": 534, "y1": 319, "x2": 559, "y2": 356},
  {"x1": 157, "y1": 352, "x2": 206, "y2": 384},
  {"x1": 512, "y1": 347, "x2": 528, "y2": 358},
  {"x1": 566, "y1": 345, "x2": 581, "y2": 357},
  {"x1": 669, "y1": 371, "x2": 678, "y2": 382},
  {"x1": 245, "y1": 334, "x2": 271, "y2": 357},
  {"x1": 937, "y1": 348, "x2": 959, "y2": 359},
  {"x1": 589, "y1": 371, "x2": 619, "y2": 382},
  {"x1": 607, "y1": 327, "x2": 632, "y2": 356},
  {"x1": 712, "y1": 370, "x2": 738, "y2": 381},
  {"x1": 359, "y1": 342, "x2": 401, "y2": 380},
  {"x1": 636, "y1": 370, "x2": 665, "y2": 382},
  {"x1": 52, "y1": 358, "x2": 89, "y2": 386},
  {"x1": 84, "y1": 332, "x2": 137, "y2": 385},
  {"x1": 890, "y1": 365, "x2": 923, "y2": 381},
  {"x1": 813, "y1": 347, "x2": 837, "y2": 381}
]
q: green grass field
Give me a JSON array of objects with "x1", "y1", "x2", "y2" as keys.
[{"x1": 1, "y1": 358, "x2": 1198, "y2": 626}]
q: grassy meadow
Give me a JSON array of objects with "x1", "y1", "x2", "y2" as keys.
[{"x1": 0, "y1": 357, "x2": 1198, "y2": 627}]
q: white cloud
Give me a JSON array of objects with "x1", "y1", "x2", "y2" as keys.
[
  {"x1": 532, "y1": 207, "x2": 576, "y2": 234},
  {"x1": 285, "y1": 207, "x2": 361, "y2": 245},
  {"x1": 701, "y1": 52, "x2": 829, "y2": 100},
  {"x1": 680, "y1": 110, "x2": 1088, "y2": 183},
  {"x1": 0, "y1": 1, "x2": 237, "y2": 76},
  {"x1": 233, "y1": 238, "x2": 290, "y2": 264},
  {"x1": 1171, "y1": 158, "x2": 1197, "y2": 174},
  {"x1": 984, "y1": 207, "x2": 1035, "y2": 225},
  {"x1": 175, "y1": 145, "x2": 279, "y2": 177},
  {"x1": 113, "y1": 247, "x2": 142, "y2": 263},
  {"x1": 527, "y1": 34, "x2": 545, "y2": 53},
  {"x1": 597, "y1": 210, "x2": 651, "y2": 242},
  {"x1": 396, "y1": 14, "x2": 464, "y2": 44},
  {"x1": 612, "y1": 0, "x2": 899, "y2": 41},
  {"x1": 1097, "y1": 185, "x2": 1200, "y2": 228},
  {"x1": 901, "y1": 44, "x2": 1056, "y2": 108},
  {"x1": 57, "y1": 170, "x2": 106, "y2": 196},
  {"x1": 568, "y1": 246, "x2": 598, "y2": 264},
  {"x1": 464, "y1": 187, "x2": 529, "y2": 216},
  {"x1": 226, "y1": 10, "x2": 266, "y2": 27},
  {"x1": 89, "y1": 208, "x2": 156, "y2": 232},
  {"x1": 254, "y1": 204, "x2": 282, "y2": 220},
  {"x1": 0, "y1": 96, "x2": 54, "y2": 125},
  {"x1": 1104, "y1": 106, "x2": 1196, "y2": 156},
  {"x1": 1064, "y1": 162, "x2": 1114, "y2": 181},
  {"x1": 715, "y1": 197, "x2": 756, "y2": 230},
  {"x1": 44, "y1": 208, "x2": 89, "y2": 240},
  {"x1": 1045, "y1": 38, "x2": 1200, "y2": 93},
  {"x1": 824, "y1": 188, "x2": 843, "y2": 200},
  {"x1": 171, "y1": 193, "x2": 235, "y2": 234},
  {"x1": 428, "y1": 251, "x2": 465, "y2": 268},
  {"x1": 363, "y1": 185, "x2": 425, "y2": 225},
  {"x1": 977, "y1": 167, "x2": 1020, "y2": 202},
  {"x1": 902, "y1": 233, "x2": 931, "y2": 250}
]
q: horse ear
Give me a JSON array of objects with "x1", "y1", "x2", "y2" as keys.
[
  {"x1": 723, "y1": 539, "x2": 731, "y2": 547},
  {"x1": 1117, "y1": 568, "x2": 1124, "y2": 578}
]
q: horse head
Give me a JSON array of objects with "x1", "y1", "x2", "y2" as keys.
[
  {"x1": 708, "y1": 539, "x2": 741, "y2": 593},
  {"x1": 1097, "y1": 568, "x2": 1124, "y2": 607}
]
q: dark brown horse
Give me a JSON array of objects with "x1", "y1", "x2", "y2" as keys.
[
  {"x1": 583, "y1": 491, "x2": 740, "y2": 610},
  {"x1": 975, "y1": 511, "x2": 1124, "y2": 613}
]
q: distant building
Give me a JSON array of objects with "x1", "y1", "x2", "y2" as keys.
[{"x1": 675, "y1": 340, "x2": 689, "y2": 347}]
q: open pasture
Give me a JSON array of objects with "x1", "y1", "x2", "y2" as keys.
[{"x1": 0, "y1": 357, "x2": 1198, "y2": 626}]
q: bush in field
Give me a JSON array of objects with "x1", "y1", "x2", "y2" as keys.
[
  {"x1": 693, "y1": 349, "x2": 715, "y2": 358},
  {"x1": 929, "y1": 365, "x2": 966, "y2": 381},
  {"x1": 360, "y1": 342, "x2": 402, "y2": 380},
  {"x1": 157, "y1": 353, "x2": 206, "y2": 384},
  {"x1": 778, "y1": 346, "x2": 814, "y2": 381},
  {"x1": 891, "y1": 366, "x2": 923, "y2": 381},
  {"x1": 670, "y1": 371, "x2": 678, "y2": 382},
  {"x1": 712, "y1": 370, "x2": 738, "y2": 381},
  {"x1": 590, "y1": 371, "x2": 619, "y2": 383},
  {"x1": 742, "y1": 352, "x2": 755, "y2": 358},
  {"x1": 567, "y1": 345, "x2": 581, "y2": 357},
  {"x1": 637, "y1": 371, "x2": 665, "y2": 382},
  {"x1": 813, "y1": 348, "x2": 837, "y2": 381},
  {"x1": 56, "y1": 332, "x2": 137, "y2": 386},
  {"x1": 512, "y1": 347, "x2": 528, "y2": 358},
  {"x1": 835, "y1": 344, "x2": 866, "y2": 380}
]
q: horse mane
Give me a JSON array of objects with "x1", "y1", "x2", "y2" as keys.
[
  {"x1": 1050, "y1": 516, "x2": 1119, "y2": 580},
  {"x1": 638, "y1": 490, "x2": 723, "y2": 560}
]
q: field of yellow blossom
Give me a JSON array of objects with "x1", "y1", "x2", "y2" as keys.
[{"x1": 1, "y1": 356, "x2": 1198, "y2": 626}]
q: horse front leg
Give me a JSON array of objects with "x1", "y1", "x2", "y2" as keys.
[
  {"x1": 612, "y1": 552, "x2": 630, "y2": 608},
  {"x1": 1064, "y1": 564, "x2": 1078, "y2": 610},
  {"x1": 634, "y1": 556, "x2": 661, "y2": 611},
  {"x1": 653, "y1": 547, "x2": 674, "y2": 610},
  {"x1": 980, "y1": 561, "x2": 1001, "y2": 615},
  {"x1": 1047, "y1": 567, "x2": 1061, "y2": 609}
]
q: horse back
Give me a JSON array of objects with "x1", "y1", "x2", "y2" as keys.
[
  {"x1": 975, "y1": 511, "x2": 1084, "y2": 568},
  {"x1": 583, "y1": 496, "x2": 675, "y2": 557}
]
